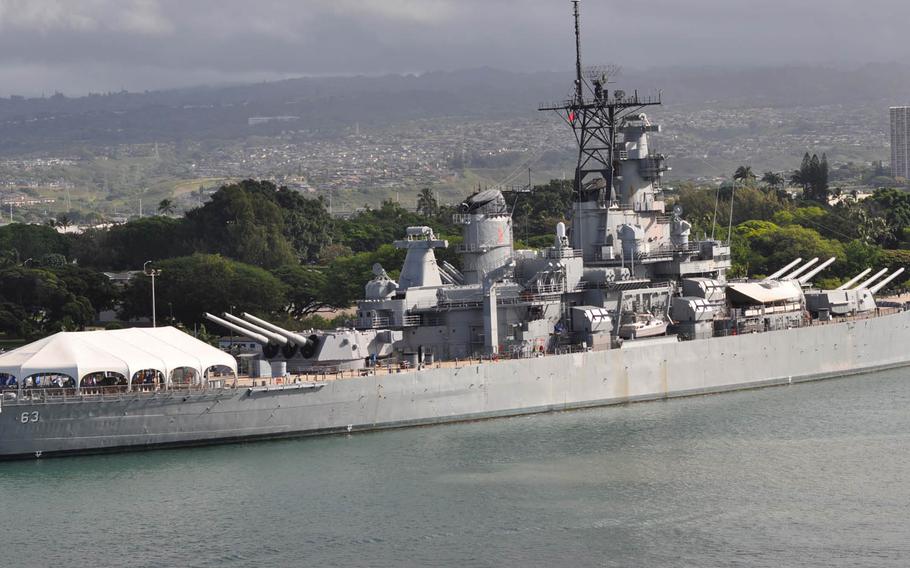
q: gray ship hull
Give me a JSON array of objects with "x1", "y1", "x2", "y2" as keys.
[{"x1": 2, "y1": 310, "x2": 909, "y2": 459}]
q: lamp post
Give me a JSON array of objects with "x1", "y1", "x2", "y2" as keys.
[
  {"x1": 727, "y1": 177, "x2": 736, "y2": 245},
  {"x1": 143, "y1": 261, "x2": 162, "y2": 327},
  {"x1": 229, "y1": 305, "x2": 236, "y2": 352}
]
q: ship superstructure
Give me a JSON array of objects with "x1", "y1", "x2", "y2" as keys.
[{"x1": 199, "y1": 2, "x2": 903, "y2": 374}]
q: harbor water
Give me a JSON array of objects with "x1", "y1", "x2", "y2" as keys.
[{"x1": 3, "y1": 369, "x2": 910, "y2": 567}]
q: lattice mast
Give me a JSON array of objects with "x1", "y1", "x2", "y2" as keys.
[{"x1": 540, "y1": 0, "x2": 661, "y2": 206}]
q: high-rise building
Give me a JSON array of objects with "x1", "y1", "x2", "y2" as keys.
[{"x1": 892, "y1": 106, "x2": 910, "y2": 179}]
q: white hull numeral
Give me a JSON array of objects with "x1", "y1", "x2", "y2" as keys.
[{"x1": 19, "y1": 411, "x2": 39, "y2": 424}]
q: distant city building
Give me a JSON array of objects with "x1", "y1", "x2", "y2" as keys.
[
  {"x1": 891, "y1": 106, "x2": 910, "y2": 179},
  {"x1": 247, "y1": 116, "x2": 300, "y2": 126}
]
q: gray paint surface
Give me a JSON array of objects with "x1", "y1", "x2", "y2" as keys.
[{"x1": 2, "y1": 310, "x2": 908, "y2": 459}]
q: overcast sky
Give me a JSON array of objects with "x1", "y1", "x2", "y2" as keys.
[{"x1": 0, "y1": 0, "x2": 908, "y2": 97}]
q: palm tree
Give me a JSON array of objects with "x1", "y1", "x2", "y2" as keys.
[
  {"x1": 761, "y1": 171, "x2": 784, "y2": 191},
  {"x1": 416, "y1": 188, "x2": 438, "y2": 218},
  {"x1": 157, "y1": 199, "x2": 175, "y2": 216},
  {"x1": 790, "y1": 167, "x2": 815, "y2": 200},
  {"x1": 56, "y1": 215, "x2": 71, "y2": 232},
  {"x1": 733, "y1": 166, "x2": 756, "y2": 184}
]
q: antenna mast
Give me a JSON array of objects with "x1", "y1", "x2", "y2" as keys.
[
  {"x1": 539, "y1": 1, "x2": 661, "y2": 205},
  {"x1": 573, "y1": 0, "x2": 583, "y2": 105}
]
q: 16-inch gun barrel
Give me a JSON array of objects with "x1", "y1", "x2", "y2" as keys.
[
  {"x1": 869, "y1": 268, "x2": 906, "y2": 295},
  {"x1": 784, "y1": 258, "x2": 819, "y2": 280},
  {"x1": 241, "y1": 312, "x2": 313, "y2": 348},
  {"x1": 836, "y1": 268, "x2": 872, "y2": 290},
  {"x1": 204, "y1": 313, "x2": 269, "y2": 344},
  {"x1": 764, "y1": 258, "x2": 803, "y2": 281},
  {"x1": 797, "y1": 257, "x2": 836, "y2": 284},
  {"x1": 854, "y1": 268, "x2": 889, "y2": 290},
  {"x1": 222, "y1": 313, "x2": 288, "y2": 345}
]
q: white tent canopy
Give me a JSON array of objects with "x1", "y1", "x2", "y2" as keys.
[{"x1": 0, "y1": 326, "x2": 237, "y2": 388}]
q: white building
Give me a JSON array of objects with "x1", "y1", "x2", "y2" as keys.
[{"x1": 891, "y1": 106, "x2": 910, "y2": 179}]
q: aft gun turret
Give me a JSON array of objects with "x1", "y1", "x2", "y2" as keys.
[
  {"x1": 240, "y1": 312, "x2": 320, "y2": 358},
  {"x1": 206, "y1": 312, "x2": 295, "y2": 359}
]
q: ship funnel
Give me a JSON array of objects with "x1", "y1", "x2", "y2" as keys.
[
  {"x1": 868, "y1": 268, "x2": 906, "y2": 295},
  {"x1": 763, "y1": 258, "x2": 803, "y2": 281},
  {"x1": 242, "y1": 312, "x2": 313, "y2": 347},
  {"x1": 204, "y1": 313, "x2": 269, "y2": 345},
  {"x1": 853, "y1": 268, "x2": 889, "y2": 290},
  {"x1": 222, "y1": 313, "x2": 287, "y2": 345},
  {"x1": 784, "y1": 257, "x2": 819, "y2": 280},
  {"x1": 797, "y1": 257, "x2": 836, "y2": 284},
  {"x1": 835, "y1": 268, "x2": 872, "y2": 290}
]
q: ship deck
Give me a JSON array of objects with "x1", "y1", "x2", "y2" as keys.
[{"x1": 1, "y1": 303, "x2": 906, "y2": 406}]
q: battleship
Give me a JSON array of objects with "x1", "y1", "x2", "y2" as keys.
[{"x1": 1, "y1": 2, "x2": 909, "y2": 459}]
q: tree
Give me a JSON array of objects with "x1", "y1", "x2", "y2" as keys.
[
  {"x1": 50, "y1": 264, "x2": 118, "y2": 314},
  {"x1": 74, "y1": 216, "x2": 191, "y2": 270},
  {"x1": 733, "y1": 166, "x2": 756, "y2": 184},
  {"x1": 56, "y1": 215, "x2": 71, "y2": 232},
  {"x1": 761, "y1": 171, "x2": 784, "y2": 191},
  {"x1": 792, "y1": 152, "x2": 829, "y2": 203},
  {"x1": 118, "y1": 254, "x2": 288, "y2": 325},
  {"x1": 791, "y1": 153, "x2": 812, "y2": 197},
  {"x1": 0, "y1": 266, "x2": 97, "y2": 338},
  {"x1": 864, "y1": 188, "x2": 910, "y2": 247},
  {"x1": 789, "y1": 169, "x2": 806, "y2": 193},
  {"x1": 416, "y1": 187, "x2": 439, "y2": 218},
  {"x1": 0, "y1": 223, "x2": 69, "y2": 262},
  {"x1": 322, "y1": 245, "x2": 406, "y2": 308},
  {"x1": 672, "y1": 184, "x2": 790, "y2": 239},
  {"x1": 184, "y1": 180, "x2": 296, "y2": 268},
  {"x1": 272, "y1": 186, "x2": 333, "y2": 263},
  {"x1": 333, "y1": 200, "x2": 427, "y2": 253},
  {"x1": 505, "y1": 179, "x2": 574, "y2": 240},
  {"x1": 836, "y1": 203, "x2": 890, "y2": 245},
  {"x1": 157, "y1": 199, "x2": 175, "y2": 216},
  {"x1": 733, "y1": 221, "x2": 845, "y2": 278},
  {"x1": 809, "y1": 154, "x2": 821, "y2": 197},
  {"x1": 271, "y1": 264, "x2": 338, "y2": 318}
]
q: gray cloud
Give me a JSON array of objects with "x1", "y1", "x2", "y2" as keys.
[{"x1": 0, "y1": 0, "x2": 908, "y2": 96}]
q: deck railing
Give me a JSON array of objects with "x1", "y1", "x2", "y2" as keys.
[{"x1": 2, "y1": 306, "x2": 905, "y2": 405}]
